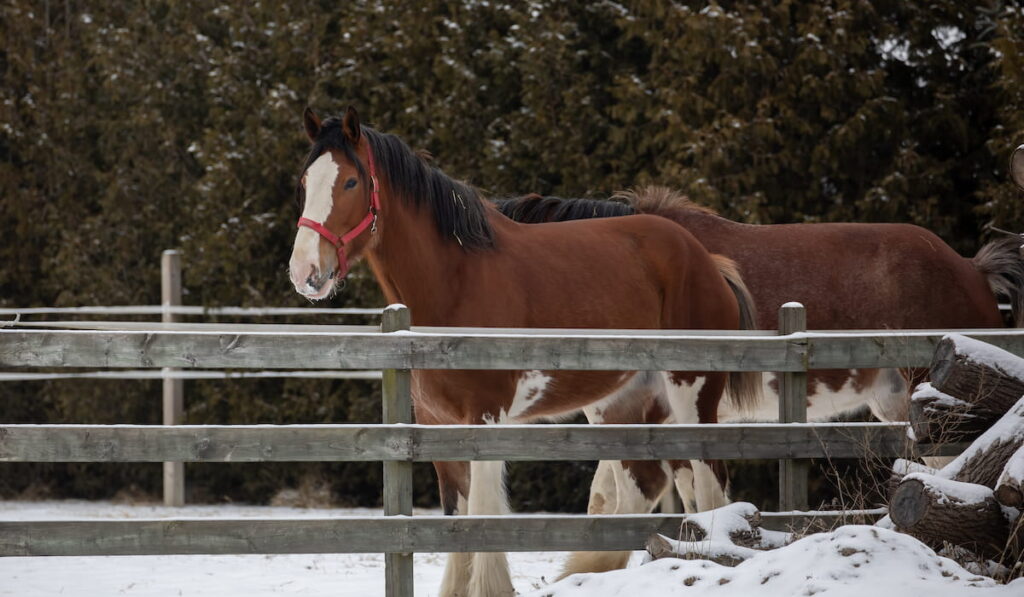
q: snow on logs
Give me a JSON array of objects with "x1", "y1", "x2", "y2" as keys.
[
  {"x1": 893, "y1": 334, "x2": 1024, "y2": 564},
  {"x1": 644, "y1": 502, "x2": 791, "y2": 566},
  {"x1": 912, "y1": 334, "x2": 1024, "y2": 444}
]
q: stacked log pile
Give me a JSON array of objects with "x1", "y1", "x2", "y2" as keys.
[{"x1": 892, "y1": 334, "x2": 1024, "y2": 564}]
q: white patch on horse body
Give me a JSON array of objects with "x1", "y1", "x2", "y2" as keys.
[
  {"x1": 506, "y1": 370, "x2": 550, "y2": 421},
  {"x1": 292, "y1": 153, "x2": 339, "y2": 270},
  {"x1": 718, "y1": 369, "x2": 902, "y2": 423},
  {"x1": 660, "y1": 374, "x2": 705, "y2": 424},
  {"x1": 481, "y1": 370, "x2": 552, "y2": 425}
]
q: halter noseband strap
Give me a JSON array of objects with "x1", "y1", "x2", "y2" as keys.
[{"x1": 296, "y1": 139, "x2": 381, "y2": 279}]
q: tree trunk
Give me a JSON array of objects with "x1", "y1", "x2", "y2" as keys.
[
  {"x1": 890, "y1": 475, "x2": 1012, "y2": 561},
  {"x1": 994, "y1": 444, "x2": 1024, "y2": 509}
]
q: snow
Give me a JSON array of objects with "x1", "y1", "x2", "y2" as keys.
[
  {"x1": 528, "y1": 525, "x2": 1023, "y2": 597},
  {"x1": 903, "y1": 472, "x2": 995, "y2": 505},
  {"x1": 3, "y1": 502, "x2": 1022, "y2": 596},
  {"x1": 997, "y1": 445, "x2": 1024, "y2": 487},
  {"x1": 946, "y1": 333, "x2": 1024, "y2": 381},
  {"x1": 0, "y1": 501, "x2": 571, "y2": 596}
]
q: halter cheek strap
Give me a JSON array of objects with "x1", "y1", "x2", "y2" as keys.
[{"x1": 297, "y1": 140, "x2": 381, "y2": 279}]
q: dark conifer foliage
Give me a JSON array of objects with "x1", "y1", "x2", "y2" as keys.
[{"x1": 1, "y1": 1, "x2": 1022, "y2": 509}]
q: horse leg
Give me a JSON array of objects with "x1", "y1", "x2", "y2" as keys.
[
  {"x1": 436, "y1": 461, "x2": 472, "y2": 597},
  {"x1": 466, "y1": 459, "x2": 514, "y2": 597},
  {"x1": 663, "y1": 372, "x2": 731, "y2": 510},
  {"x1": 669, "y1": 460, "x2": 698, "y2": 513},
  {"x1": 582, "y1": 459, "x2": 618, "y2": 514},
  {"x1": 557, "y1": 459, "x2": 666, "y2": 579}
]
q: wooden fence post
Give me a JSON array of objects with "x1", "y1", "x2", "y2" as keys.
[
  {"x1": 381, "y1": 304, "x2": 413, "y2": 597},
  {"x1": 161, "y1": 250, "x2": 185, "y2": 507},
  {"x1": 778, "y1": 302, "x2": 809, "y2": 511}
]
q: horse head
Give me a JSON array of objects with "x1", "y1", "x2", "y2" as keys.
[{"x1": 289, "y1": 106, "x2": 380, "y2": 300}]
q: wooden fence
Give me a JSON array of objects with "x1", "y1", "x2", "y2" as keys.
[{"x1": 6, "y1": 299, "x2": 1021, "y2": 596}]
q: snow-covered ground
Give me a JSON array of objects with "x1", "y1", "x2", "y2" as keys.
[
  {"x1": 528, "y1": 524, "x2": 1024, "y2": 597},
  {"x1": 2, "y1": 500, "x2": 1022, "y2": 596},
  {"x1": 0, "y1": 500, "x2": 575, "y2": 596}
]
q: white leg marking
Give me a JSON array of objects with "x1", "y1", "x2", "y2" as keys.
[
  {"x1": 673, "y1": 466, "x2": 698, "y2": 514},
  {"x1": 560, "y1": 461, "x2": 655, "y2": 579},
  {"x1": 466, "y1": 460, "x2": 513, "y2": 597},
  {"x1": 661, "y1": 374, "x2": 729, "y2": 511},
  {"x1": 440, "y1": 495, "x2": 472, "y2": 597},
  {"x1": 691, "y1": 459, "x2": 729, "y2": 511}
]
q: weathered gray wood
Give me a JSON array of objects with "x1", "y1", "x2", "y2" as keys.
[
  {"x1": 803, "y1": 329, "x2": 1024, "y2": 369},
  {"x1": 0, "y1": 423, "x2": 965, "y2": 462},
  {"x1": 7, "y1": 327, "x2": 1024, "y2": 372},
  {"x1": 0, "y1": 328, "x2": 801, "y2": 371},
  {"x1": 0, "y1": 510, "x2": 884, "y2": 557},
  {"x1": 381, "y1": 305, "x2": 413, "y2": 597},
  {"x1": 778, "y1": 303, "x2": 809, "y2": 512},
  {"x1": 161, "y1": 250, "x2": 185, "y2": 507}
]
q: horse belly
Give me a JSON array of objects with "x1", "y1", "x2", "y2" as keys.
[
  {"x1": 718, "y1": 368, "x2": 907, "y2": 422},
  {"x1": 508, "y1": 370, "x2": 635, "y2": 422}
]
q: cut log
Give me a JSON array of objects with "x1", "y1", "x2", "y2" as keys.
[
  {"x1": 890, "y1": 474, "x2": 1012, "y2": 560},
  {"x1": 929, "y1": 334, "x2": 1024, "y2": 416},
  {"x1": 994, "y1": 444, "x2": 1024, "y2": 508},
  {"x1": 910, "y1": 383, "x2": 994, "y2": 444},
  {"x1": 942, "y1": 394, "x2": 1024, "y2": 488}
]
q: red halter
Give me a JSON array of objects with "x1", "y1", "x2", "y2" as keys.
[{"x1": 296, "y1": 140, "x2": 381, "y2": 279}]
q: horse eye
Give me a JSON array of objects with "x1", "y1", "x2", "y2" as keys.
[{"x1": 344, "y1": 178, "x2": 357, "y2": 190}]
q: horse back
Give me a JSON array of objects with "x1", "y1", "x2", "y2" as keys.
[{"x1": 660, "y1": 212, "x2": 1002, "y2": 330}]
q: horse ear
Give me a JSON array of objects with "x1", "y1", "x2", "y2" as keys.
[
  {"x1": 342, "y1": 106, "x2": 361, "y2": 144},
  {"x1": 1011, "y1": 144, "x2": 1024, "y2": 191},
  {"x1": 303, "y1": 107, "x2": 321, "y2": 143}
]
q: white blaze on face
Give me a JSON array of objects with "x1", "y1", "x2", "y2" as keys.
[{"x1": 290, "y1": 152, "x2": 340, "y2": 289}]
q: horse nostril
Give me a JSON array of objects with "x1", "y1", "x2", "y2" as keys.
[{"x1": 306, "y1": 266, "x2": 323, "y2": 291}]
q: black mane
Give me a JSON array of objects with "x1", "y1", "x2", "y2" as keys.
[
  {"x1": 492, "y1": 195, "x2": 636, "y2": 223},
  {"x1": 299, "y1": 118, "x2": 494, "y2": 250}
]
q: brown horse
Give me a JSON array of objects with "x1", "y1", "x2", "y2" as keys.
[
  {"x1": 495, "y1": 177, "x2": 1024, "y2": 525},
  {"x1": 287, "y1": 107, "x2": 761, "y2": 596}
]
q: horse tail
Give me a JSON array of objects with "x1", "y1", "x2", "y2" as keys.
[
  {"x1": 711, "y1": 254, "x2": 763, "y2": 412},
  {"x1": 972, "y1": 235, "x2": 1024, "y2": 327}
]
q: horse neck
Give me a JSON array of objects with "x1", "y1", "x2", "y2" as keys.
[{"x1": 364, "y1": 190, "x2": 485, "y2": 323}]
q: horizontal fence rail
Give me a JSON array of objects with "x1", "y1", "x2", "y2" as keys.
[
  {"x1": 5, "y1": 326, "x2": 1024, "y2": 371},
  {"x1": 0, "y1": 510, "x2": 887, "y2": 557},
  {"x1": 0, "y1": 423, "x2": 964, "y2": 463},
  {"x1": 0, "y1": 370, "x2": 382, "y2": 381},
  {"x1": 0, "y1": 306, "x2": 383, "y2": 317}
]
